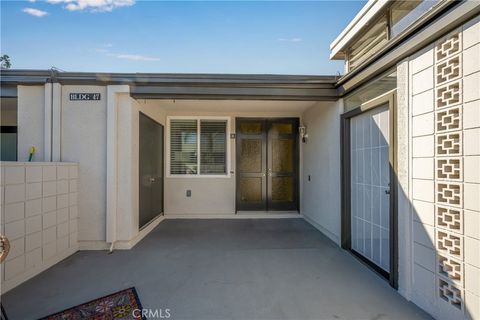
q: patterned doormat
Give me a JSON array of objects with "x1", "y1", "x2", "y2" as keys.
[{"x1": 40, "y1": 287, "x2": 145, "y2": 320}]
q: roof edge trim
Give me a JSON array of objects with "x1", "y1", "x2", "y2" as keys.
[{"x1": 330, "y1": 0, "x2": 389, "y2": 60}]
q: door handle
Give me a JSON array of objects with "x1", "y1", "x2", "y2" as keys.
[
  {"x1": 267, "y1": 169, "x2": 272, "y2": 176},
  {"x1": 385, "y1": 189, "x2": 390, "y2": 195},
  {"x1": 149, "y1": 177, "x2": 156, "y2": 183}
]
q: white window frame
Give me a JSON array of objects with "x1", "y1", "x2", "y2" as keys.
[{"x1": 166, "y1": 116, "x2": 231, "y2": 178}]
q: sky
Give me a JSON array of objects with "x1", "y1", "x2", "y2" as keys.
[{"x1": 1, "y1": 1, "x2": 366, "y2": 75}]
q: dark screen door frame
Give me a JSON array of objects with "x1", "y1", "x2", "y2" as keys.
[
  {"x1": 340, "y1": 91, "x2": 398, "y2": 289},
  {"x1": 139, "y1": 112, "x2": 164, "y2": 229}
]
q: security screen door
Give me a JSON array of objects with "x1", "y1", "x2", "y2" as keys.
[
  {"x1": 350, "y1": 104, "x2": 391, "y2": 273},
  {"x1": 139, "y1": 112, "x2": 164, "y2": 229},
  {"x1": 236, "y1": 118, "x2": 299, "y2": 212}
]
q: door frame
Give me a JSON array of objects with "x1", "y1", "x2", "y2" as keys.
[
  {"x1": 340, "y1": 90, "x2": 398, "y2": 289},
  {"x1": 139, "y1": 111, "x2": 165, "y2": 230},
  {"x1": 235, "y1": 117, "x2": 300, "y2": 213}
]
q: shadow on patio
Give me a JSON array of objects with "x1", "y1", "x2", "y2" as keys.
[{"x1": 2, "y1": 218, "x2": 431, "y2": 319}]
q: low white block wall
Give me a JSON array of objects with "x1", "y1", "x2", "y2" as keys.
[{"x1": 0, "y1": 162, "x2": 79, "y2": 293}]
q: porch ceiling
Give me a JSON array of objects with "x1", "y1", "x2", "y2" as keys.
[
  {"x1": 128, "y1": 74, "x2": 339, "y2": 101},
  {"x1": 129, "y1": 81, "x2": 338, "y2": 101},
  {"x1": 137, "y1": 99, "x2": 320, "y2": 113}
]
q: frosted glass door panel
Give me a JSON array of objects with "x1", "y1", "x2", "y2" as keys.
[{"x1": 350, "y1": 104, "x2": 390, "y2": 272}]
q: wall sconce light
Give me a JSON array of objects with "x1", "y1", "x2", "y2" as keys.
[{"x1": 299, "y1": 126, "x2": 308, "y2": 143}]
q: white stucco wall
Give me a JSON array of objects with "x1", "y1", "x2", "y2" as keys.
[
  {"x1": 396, "y1": 58, "x2": 413, "y2": 301},
  {"x1": 399, "y1": 15, "x2": 480, "y2": 320},
  {"x1": 113, "y1": 99, "x2": 308, "y2": 246},
  {"x1": 17, "y1": 86, "x2": 45, "y2": 162},
  {"x1": 164, "y1": 110, "x2": 235, "y2": 215},
  {"x1": 116, "y1": 97, "x2": 166, "y2": 244},
  {"x1": 61, "y1": 86, "x2": 107, "y2": 243},
  {"x1": 14, "y1": 89, "x2": 317, "y2": 249},
  {"x1": 301, "y1": 101, "x2": 343, "y2": 244},
  {"x1": 155, "y1": 100, "x2": 310, "y2": 216}
]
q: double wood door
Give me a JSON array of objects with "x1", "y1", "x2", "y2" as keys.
[{"x1": 236, "y1": 118, "x2": 299, "y2": 212}]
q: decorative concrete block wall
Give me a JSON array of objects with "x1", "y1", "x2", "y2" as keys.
[
  {"x1": 409, "y1": 15, "x2": 480, "y2": 320},
  {"x1": 0, "y1": 162, "x2": 79, "y2": 293}
]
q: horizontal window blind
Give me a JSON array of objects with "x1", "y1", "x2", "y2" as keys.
[
  {"x1": 200, "y1": 120, "x2": 227, "y2": 174},
  {"x1": 169, "y1": 118, "x2": 228, "y2": 175},
  {"x1": 170, "y1": 119, "x2": 198, "y2": 174}
]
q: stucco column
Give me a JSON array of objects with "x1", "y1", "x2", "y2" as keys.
[
  {"x1": 106, "y1": 85, "x2": 130, "y2": 249},
  {"x1": 396, "y1": 59, "x2": 412, "y2": 300}
]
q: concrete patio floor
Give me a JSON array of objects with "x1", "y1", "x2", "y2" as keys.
[{"x1": 2, "y1": 218, "x2": 431, "y2": 320}]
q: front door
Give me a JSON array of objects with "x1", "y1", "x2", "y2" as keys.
[
  {"x1": 139, "y1": 112, "x2": 164, "y2": 229},
  {"x1": 236, "y1": 118, "x2": 299, "y2": 212}
]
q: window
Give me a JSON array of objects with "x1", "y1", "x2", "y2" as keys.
[
  {"x1": 200, "y1": 121, "x2": 227, "y2": 174},
  {"x1": 1, "y1": 96, "x2": 18, "y2": 161},
  {"x1": 344, "y1": 70, "x2": 397, "y2": 112},
  {"x1": 345, "y1": 0, "x2": 442, "y2": 72},
  {"x1": 390, "y1": 1, "x2": 439, "y2": 38},
  {"x1": 347, "y1": 15, "x2": 389, "y2": 71},
  {"x1": 170, "y1": 119, "x2": 198, "y2": 174},
  {"x1": 169, "y1": 118, "x2": 228, "y2": 176}
]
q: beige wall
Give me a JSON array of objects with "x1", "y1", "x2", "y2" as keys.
[
  {"x1": 17, "y1": 86, "x2": 45, "y2": 162},
  {"x1": 113, "y1": 99, "x2": 311, "y2": 245},
  {"x1": 15, "y1": 85, "x2": 337, "y2": 247},
  {"x1": 116, "y1": 97, "x2": 166, "y2": 242},
  {"x1": 301, "y1": 100, "x2": 343, "y2": 244},
  {"x1": 164, "y1": 110, "x2": 235, "y2": 215},
  {"x1": 155, "y1": 100, "x2": 312, "y2": 216},
  {"x1": 61, "y1": 85, "x2": 108, "y2": 242},
  {"x1": 58, "y1": 87, "x2": 168, "y2": 246}
]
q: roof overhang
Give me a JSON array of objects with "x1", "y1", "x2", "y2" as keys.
[
  {"x1": 330, "y1": 0, "x2": 389, "y2": 60},
  {"x1": 129, "y1": 81, "x2": 338, "y2": 101},
  {"x1": 0, "y1": 70, "x2": 339, "y2": 101},
  {"x1": 336, "y1": 0, "x2": 480, "y2": 95}
]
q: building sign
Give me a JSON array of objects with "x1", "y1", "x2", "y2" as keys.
[{"x1": 69, "y1": 93, "x2": 101, "y2": 101}]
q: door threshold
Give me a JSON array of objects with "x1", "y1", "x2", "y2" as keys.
[
  {"x1": 236, "y1": 211, "x2": 301, "y2": 218},
  {"x1": 165, "y1": 213, "x2": 302, "y2": 219},
  {"x1": 236, "y1": 211, "x2": 299, "y2": 215}
]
